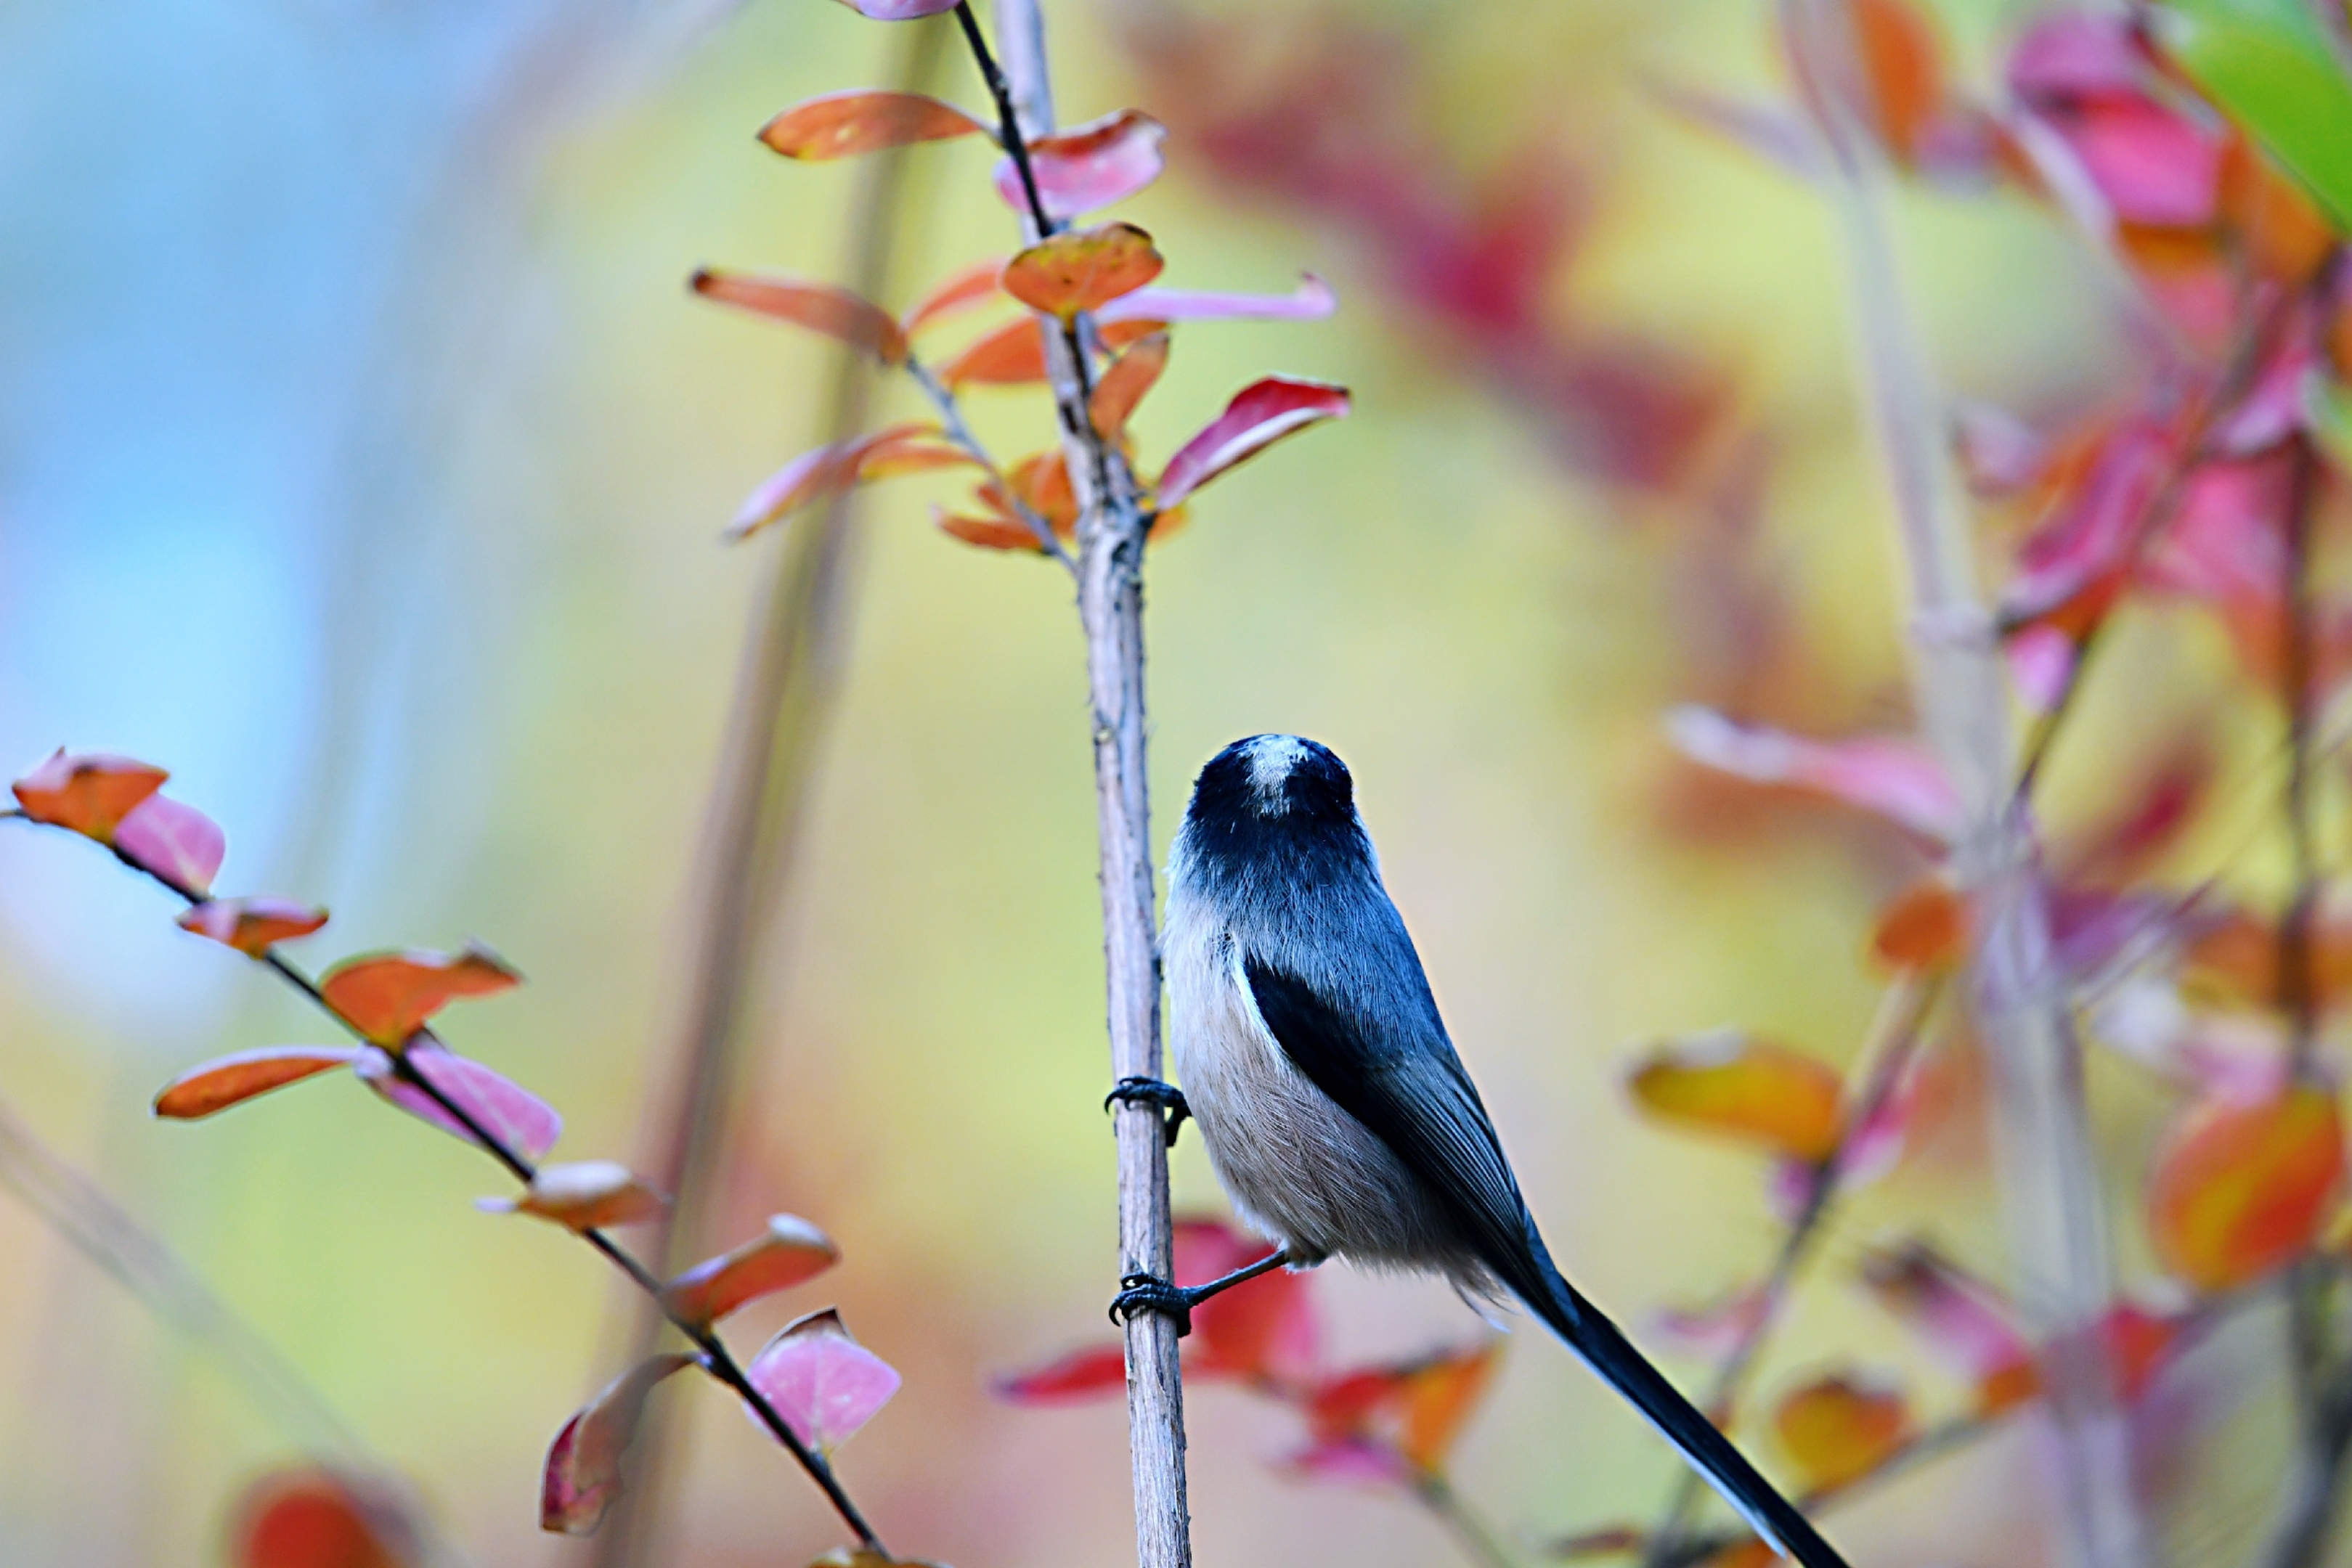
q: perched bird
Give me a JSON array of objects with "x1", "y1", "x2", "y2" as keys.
[{"x1": 1118, "y1": 734, "x2": 1847, "y2": 1568}]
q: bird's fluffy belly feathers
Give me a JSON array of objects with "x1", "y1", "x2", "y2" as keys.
[{"x1": 1163, "y1": 897, "x2": 1469, "y2": 1272}]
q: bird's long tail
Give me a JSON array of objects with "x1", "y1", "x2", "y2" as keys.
[{"x1": 1515, "y1": 1246, "x2": 1849, "y2": 1568}]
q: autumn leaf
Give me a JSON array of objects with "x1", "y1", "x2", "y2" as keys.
[
  {"x1": 1155, "y1": 376, "x2": 1351, "y2": 507},
  {"x1": 2149, "y1": 1085, "x2": 2343, "y2": 1291},
  {"x1": 1394, "y1": 1343, "x2": 1501, "y2": 1470},
  {"x1": 1665, "y1": 706, "x2": 1964, "y2": 841},
  {"x1": 937, "y1": 314, "x2": 1164, "y2": 387},
  {"x1": 994, "y1": 108, "x2": 1167, "y2": 219},
  {"x1": 758, "y1": 90, "x2": 988, "y2": 162},
  {"x1": 1771, "y1": 1373, "x2": 1910, "y2": 1491},
  {"x1": 1090, "y1": 330, "x2": 1171, "y2": 440},
  {"x1": 691, "y1": 271, "x2": 909, "y2": 364},
  {"x1": 230, "y1": 1467, "x2": 412, "y2": 1568},
  {"x1": 1000, "y1": 222, "x2": 1164, "y2": 319},
  {"x1": 744, "y1": 1308, "x2": 901, "y2": 1454},
  {"x1": 320, "y1": 944, "x2": 521, "y2": 1045},
  {"x1": 1097, "y1": 273, "x2": 1337, "y2": 325},
  {"x1": 1858, "y1": 1241, "x2": 2035, "y2": 1411},
  {"x1": 153, "y1": 1045, "x2": 367, "y2": 1120},
  {"x1": 114, "y1": 795, "x2": 227, "y2": 894},
  {"x1": 935, "y1": 507, "x2": 1048, "y2": 553},
  {"x1": 1869, "y1": 879, "x2": 1969, "y2": 971},
  {"x1": 1176, "y1": 1217, "x2": 1319, "y2": 1383},
  {"x1": 900, "y1": 256, "x2": 1007, "y2": 337},
  {"x1": 356, "y1": 1043, "x2": 563, "y2": 1160},
  {"x1": 10, "y1": 751, "x2": 167, "y2": 841},
  {"x1": 479, "y1": 1161, "x2": 668, "y2": 1231},
  {"x1": 540, "y1": 1355, "x2": 694, "y2": 1535},
  {"x1": 993, "y1": 1343, "x2": 1128, "y2": 1404},
  {"x1": 179, "y1": 897, "x2": 330, "y2": 956},
  {"x1": 1626, "y1": 1031, "x2": 1845, "y2": 1161},
  {"x1": 662, "y1": 1214, "x2": 841, "y2": 1327},
  {"x1": 731, "y1": 424, "x2": 976, "y2": 539}
]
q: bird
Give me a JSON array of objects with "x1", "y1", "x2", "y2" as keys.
[{"x1": 1112, "y1": 733, "x2": 1849, "y2": 1568}]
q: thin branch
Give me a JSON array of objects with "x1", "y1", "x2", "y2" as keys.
[
  {"x1": 902, "y1": 354, "x2": 1078, "y2": 569},
  {"x1": 1417, "y1": 1469, "x2": 1526, "y2": 1568},
  {"x1": 1640, "y1": 976, "x2": 1940, "y2": 1564},
  {"x1": 953, "y1": 6, "x2": 1192, "y2": 1568},
  {"x1": 7, "y1": 814, "x2": 888, "y2": 1555}
]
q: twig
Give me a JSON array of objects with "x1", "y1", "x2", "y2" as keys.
[
  {"x1": 952, "y1": 4, "x2": 1192, "y2": 1567},
  {"x1": 6, "y1": 814, "x2": 888, "y2": 1554},
  {"x1": 1640, "y1": 976, "x2": 1940, "y2": 1563},
  {"x1": 1417, "y1": 1469, "x2": 1526, "y2": 1568},
  {"x1": 1778, "y1": 5, "x2": 2144, "y2": 1567},
  {"x1": 903, "y1": 354, "x2": 1077, "y2": 568}
]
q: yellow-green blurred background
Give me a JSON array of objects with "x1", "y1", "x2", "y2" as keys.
[{"x1": 0, "y1": 0, "x2": 2211, "y2": 1564}]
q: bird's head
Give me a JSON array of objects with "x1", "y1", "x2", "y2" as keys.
[{"x1": 1181, "y1": 734, "x2": 1362, "y2": 854}]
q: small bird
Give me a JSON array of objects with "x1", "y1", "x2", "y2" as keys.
[{"x1": 1118, "y1": 734, "x2": 1848, "y2": 1568}]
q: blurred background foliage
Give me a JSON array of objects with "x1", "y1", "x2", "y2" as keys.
[{"x1": 0, "y1": 0, "x2": 2258, "y2": 1564}]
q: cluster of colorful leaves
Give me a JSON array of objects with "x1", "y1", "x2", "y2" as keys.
[
  {"x1": 695, "y1": 78, "x2": 1347, "y2": 552},
  {"x1": 997, "y1": 1217, "x2": 1498, "y2": 1492},
  {"x1": 9, "y1": 749, "x2": 905, "y2": 1548}
]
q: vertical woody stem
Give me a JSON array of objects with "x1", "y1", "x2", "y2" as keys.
[
  {"x1": 978, "y1": 4, "x2": 1192, "y2": 1565},
  {"x1": 1779, "y1": 5, "x2": 2144, "y2": 1568}
]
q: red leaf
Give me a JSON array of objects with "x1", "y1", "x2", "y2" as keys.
[
  {"x1": 11, "y1": 750, "x2": 167, "y2": 841},
  {"x1": 662, "y1": 1214, "x2": 840, "y2": 1327},
  {"x1": 1090, "y1": 330, "x2": 1171, "y2": 441},
  {"x1": 993, "y1": 1344, "x2": 1128, "y2": 1404},
  {"x1": 1664, "y1": 706, "x2": 1964, "y2": 841},
  {"x1": 114, "y1": 794, "x2": 226, "y2": 894},
  {"x1": 231, "y1": 1467, "x2": 412, "y2": 1568},
  {"x1": 1000, "y1": 222, "x2": 1164, "y2": 319},
  {"x1": 759, "y1": 90, "x2": 988, "y2": 162},
  {"x1": 1299, "y1": 1342, "x2": 1499, "y2": 1473},
  {"x1": 1174, "y1": 1218, "x2": 1319, "y2": 1382},
  {"x1": 357, "y1": 1043, "x2": 563, "y2": 1160},
  {"x1": 1156, "y1": 376, "x2": 1351, "y2": 507},
  {"x1": 179, "y1": 897, "x2": 330, "y2": 956},
  {"x1": 937, "y1": 315, "x2": 1165, "y2": 387},
  {"x1": 690, "y1": 271, "x2": 908, "y2": 364},
  {"x1": 320, "y1": 944, "x2": 521, "y2": 1045},
  {"x1": 744, "y1": 1307, "x2": 901, "y2": 1454},
  {"x1": 540, "y1": 1355, "x2": 694, "y2": 1535},
  {"x1": 154, "y1": 1045, "x2": 365, "y2": 1119},
  {"x1": 900, "y1": 256, "x2": 1008, "y2": 338},
  {"x1": 1098, "y1": 274, "x2": 1336, "y2": 325},
  {"x1": 994, "y1": 109, "x2": 1166, "y2": 219},
  {"x1": 479, "y1": 1161, "x2": 669, "y2": 1231}
]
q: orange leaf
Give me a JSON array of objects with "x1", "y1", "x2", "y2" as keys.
[
  {"x1": 939, "y1": 314, "x2": 1164, "y2": 387},
  {"x1": 2149, "y1": 1085, "x2": 2344, "y2": 1291},
  {"x1": 900, "y1": 256, "x2": 1008, "y2": 338},
  {"x1": 154, "y1": 1045, "x2": 365, "y2": 1119},
  {"x1": 231, "y1": 1467, "x2": 411, "y2": 1568},
  {"x1": 1396, "y1": 1343, "x2": 1500, "y2": 1471},
  {"x1": 1849, "y1": 0, "x2": 1945, "y2": 163},
  {"x1": 1868, "y1": 879, "x2": 1968, "y2": 971},
  {"x1": 729, "y1": 422, "x2": 972, "y2": 539},
  {"x1": 935, "y1": 507, "x2": 1046, "y2": 552},
  {"x1": 179, "y1": 897, "x2": 328, "y2": 957},
  {"x1": 2218, "y1": 132, "x2": 2337, "y2": 286},
  {"x1": 999, "y1": 222, "x2": 1163, "y2": 320},
  {"x1": 690, "y1": 270, "x2": 908, "y2": 364},
  {"x1": 662, "y1": 1214, "x2": 840, "y2": 1327},
  {"x1": 11, "y1": 750, "x2": 166, "y2": 841},
  {"x1": 1090, "y1": 330, "x2": 1171, "y2": 440},
  {"x1": 1771, "y1": 1373, "x2": 1909, "y2": 1490},
  {"x1": 758, "y1": 90, "x2": 988, "y2": 162},
  {"x1": 319, "y1": 943, "x2": 521, "y2": 1045},
  {"x1": 1625, "y1": 1032, "x2": 1844, "y2": 1161},
  {"x1": 1001, "y1": 449, "x2": 1078, "y2": 535},
  {"x1": 479, "y1": 1160, "x2": 668, "y2": 1231},
  {"x1": 2184, "y1": 910, "x2": 2352, "y2": 1014}
]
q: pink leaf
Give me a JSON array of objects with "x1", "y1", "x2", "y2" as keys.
[
  {"x1": 2213, "y1": 332, "x2": 2318, "y2": 456},
  {"x1": 993, "y1": 1344, "x2": 1129, "y2": 1405},
  {"x1": 357, "y1": 1043, "x2": 563, "y2": 1159},
  {"x1": 1099, "y1": 274, "x2": 1337, "y2": 325},
  {"x1": 2141, "y1": 454, "x2": 2293, "y2": 606},
  {"x1": 1280, "y1": 1435, "x2": 1411, "y2": 1487},
  {"x1": 1650, "y1": 1283, "x2": 1770, "y2": 1360},
  {"x1": 152, "y1": 1045, "x2": 365, "y2": 1119},
  {"x1": 2032, "y1": 98, "x2": 2222, "y2": 229},
  {"x1": 2006, "y1": 624, "x2": 2078, "y2": 713},
  {"x1": 1664, "y1": 706, "x2": 1964, "y2": 841},
  {"x1": 2001, "y1": 424, "x2": 2168, "y2": 624},
  {"x1": 730, "y1": 423, "x2": 967, "y2": 540},
  {"x1": 829, "y1": 0, "x2": 961, "y2": 16},
  {"x1": 2008, "y1": 13, "x2": 2146, "y2": 100},
  {"x1": 1860, "y1": 1242, "x2": 2032, "y2": 1386},
  {"x1": 994, "y1": 109, "x2": 1166, "y2": 220},
  {"x1": 114, "y1": 795, "x2": 225, "y2": 894},
  {"x1": 1157, "y1": 377, "x2": 1351, "y2": 507},
  {"x1": 540, "y1": 1355, "x2": 695, "y2": 1535},
  {"x1": 744, "y1": 1308, "x2": 901, "y2": 1454}
]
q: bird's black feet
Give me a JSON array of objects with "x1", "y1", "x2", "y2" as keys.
[
  {"x1": 1109, "y1": 1271, "x2": 1197, "y2": 1336},
  {"x1": 1104, "y1": 1076, "x2": 1189, "y2": 1147}
]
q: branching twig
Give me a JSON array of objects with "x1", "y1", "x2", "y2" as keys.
[
  {"x1": 5, "y1": 814, "x2": 889, "y2": 1555},
  {"x1": 951, "y1": 5, "x2": 1192, "y2": 1567}
]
